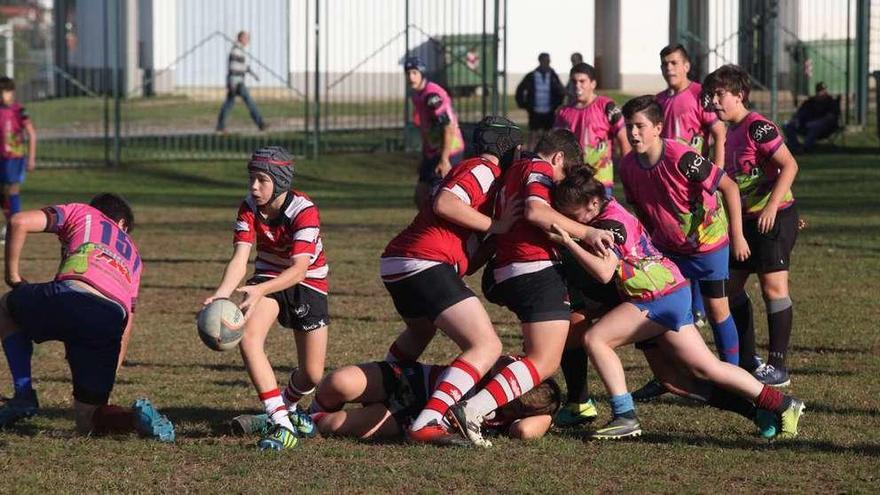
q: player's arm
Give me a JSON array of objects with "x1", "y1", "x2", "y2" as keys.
[
  {"x1": 758, "y1": 145, "x2": 799, "y2": 233},
  {"x1": 24, "y1": 120, "x2": 36, "y2": 171},
  {"x1": 205, "y1": 242, "x2": 251, "y2": 304},
  {"x1": 4, "y1": 209, "x2": 49, "y2": 287},
  {"x1": 237, "y1": 255, "x2": 310, "y2": 319},
  {"x1": 117, "y1": 314, "x2": 134, "y2": 372},
  {"x1": 548, "y1": 223, "x2": 617, "y2": 283},
  {"x1": 614, "y1": 126, "x2": 631, "y2": 157},
  {"x1": 524, "y1": 199, "x2": 613, "y2": 256},
  {"x1": 709, "y1": 120, "x2": 726, "y2": 169},
  {"x1": 434, "y1": 190, "x2": 522, "y2": 235},
  {"x1": 436, "y1": 121, "x2": 457, "y2": 178},
  {"x1": 716, "y1": 175, "x2": 749, "y2": 261}
]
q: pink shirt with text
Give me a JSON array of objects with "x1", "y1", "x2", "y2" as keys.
[
  {"x1": 411, "y1": 81, "x2": 465, "y2": 159},
  {"x1": 553, "y1": 95, "x2": 623, "y2": 188},
  {"x1": 655, "y1": 82, "x2": 717, "y2": 154}
]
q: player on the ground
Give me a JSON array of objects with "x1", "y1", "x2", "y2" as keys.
[
  {"x1": 554, "y1": 62, "x2": 630, "y2": 197},
  {"x1": 405, "y1": 56, "x2": 466, "y2": 208},
  {"x1": 204, "y1": 146, "x2": 329, "y2": 451},
  {"x1": 548, "y1": 167, "x2": 804, "y2": 440},
  {"x1": 703, "y1": 65, "x2": 800, "y2": 387},
  {"x1": 380, "y1": 116, "x2": 523, "y2": 444},
  {"x1": 447, "y1": 129, "x2": 615, "y2": 448},
  {"x1": 0, "y1": 77, "x2": 37, "y2": 244},
  {"x1": 618, "y1": 96, "x2": 747, "y2": 402},
  {"x1": 0, "y1": 193, "x2": 174, "y2": 441}
]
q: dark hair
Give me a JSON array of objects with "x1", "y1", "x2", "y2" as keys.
[
  {"x1": 0, "y1": 77, "x2": 15, "y2": 92},
  {"x1": 703, "y1": 64, "x2": 751, "y2": 103},
  {"x1": 570, "y1": 62, "x2": 597, "y2": 82},
  {"x1": 538, "y1": 52, "x2": 550, "y2": 61},
  {"x1": 496, "y1": 378, "x2": 562, "y2": 420},
  {"x1": 534, "y1": 128, "x2": 584, "y2": 175},
  {"x1": 554, "y1": 166, "x2": 608, "y2": 213},
  {"x1": 659, "y1": 43, "x2": 690, "y2": 64},
  {"x1": 815, "y1": 81, "x2": 827, "y2": 93},
  {"x1": 90, "y1": 193, "x2": 135, "y2": 232},
  {"x1": 622, "y1": 95, "x2": 664, "y2": 125}
]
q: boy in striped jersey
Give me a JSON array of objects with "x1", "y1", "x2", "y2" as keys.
[{"x1": 205, "y1": 146, "x2": 328, "y2": 450}]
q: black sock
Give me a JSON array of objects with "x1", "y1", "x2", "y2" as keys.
[
  {"x1": 707, "y1": 386, "x2": 757, "y2": 420},
  {"x1": 560, "y1": 347, "x2": 589, "y2": 403},
  {"x1": 766, "y1": 297, "x2": 793, "y2": 370},
  {"x1": 731, "y1": 292, "x2": 757, "y2": 370}
]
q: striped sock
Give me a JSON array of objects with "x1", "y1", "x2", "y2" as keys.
[
  {"x1": 464, "y1": 357, "x2": 539, "y2": 419},
  {"x1": 411, "y1": 358, "x2": 480, "y2": 430},
  {"x1": 282, "y1": 376, "x2": 315, "y2": 412},
  {"x1": 259, "y1": 389, "x2": 294, "y2": 431}
]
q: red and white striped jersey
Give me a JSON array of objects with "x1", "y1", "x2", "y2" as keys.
[{"x1": 233, "y1": 191, "x2": 329, "y2": 294}]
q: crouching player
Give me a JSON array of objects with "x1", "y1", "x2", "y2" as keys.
[
  {"x1": 0, "y1": 193, "x2": 174, "y2": 441},
  {"x1": 548, "y1": 167, "x2": 804, "y2": 440},
  {"x1": 205, "y1": 146, "x2": 329, "y2": 451}
]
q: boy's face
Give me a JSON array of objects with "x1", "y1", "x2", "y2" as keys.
[
  {"x1": 661, "y1": 51, "x2": 690, "y2": 89},
  {"x1": 406, "y1": 69, "x2": 424, "y2": 90},
  {"x1": 710, "y1": 87, "x2": 743, "y2": 121},
  {"x1": 571, "y1": 73, "x2": 596, "y2": 103},
  {"x1": 249, "y1": 171, "x2": 275, "y2": 206},
  {"x1": 625, "y1": 111, "x2": 662, "y2": 153},
  {"x1": 560, "y1": 199, "x2": 601, "y2": 225},
  {"x1": 1, "y1": 90, "x2": 14, "y2": 105}
]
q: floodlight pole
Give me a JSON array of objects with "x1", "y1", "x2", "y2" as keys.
[
  {"x1": 855, "y1": 0, "x2": 870, "y2": 126},
  {"x1": 1, "y1": 24, "x2": 12, "y2": 79},
  {"x1": 768, "y1": 0, "x2": 779, "y2": 123}
]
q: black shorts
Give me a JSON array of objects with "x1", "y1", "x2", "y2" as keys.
[
  {"x1": 561, "y1": 249, "x2": 622, "y2": 316},
  {"x1": 486, "y1": 265, "x2": 571, "y2": 323},
  {"x1": 377, "y1": 361, "x2": 430, "y2": 429},
  {"x1": 528, "y1": 112, "x2": 555, "y2": 131},
  {"x1": 249, "y1": 277, "x2": 330, "y2": 332},
  {"x1": 730, "y1": 205, "x2": 799, "y2": 274},
  {"x1": 384, "y1": 264, "x2": 474, "y2": 321}
]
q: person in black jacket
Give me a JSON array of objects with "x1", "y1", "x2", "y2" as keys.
[
  {"x1": 516, "y1": 53, "x2": 565, "y2": 148},
  {"x1": 782, "y1": 82, "x2": 840, "y2": 153}
]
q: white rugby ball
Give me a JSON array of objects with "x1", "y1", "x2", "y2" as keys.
[{"x1": 197, "y1": 298, "x2": 245, "y2": 351}]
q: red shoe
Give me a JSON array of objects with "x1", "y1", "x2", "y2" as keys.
[{"x1": 407, "y1": 422, "x2": 469, "y2": 447}]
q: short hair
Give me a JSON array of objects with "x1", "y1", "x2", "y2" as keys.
[
  {"x1": 538, "y1": 52, "x2": 550, "y2": 61},
  {"x1": 570, "y1": 52, "x2": 584, "y2": 63},
  {"x1": 660, "y1": 43, "x2": 691, "y2": 64},
  {"x1": 622, "y1": 95, "x2": 664, "y2": 125},
  {"x1": 554, "y1": 166, "x2": 608, "y2": 212},
  {"x1": 534, "y1": 128, "x2": 584, "y2": 175},
  {"x1": 237, "y1": 31, "x2": 248, "y2": 41},
  {"x1": 90, "y1": 193, "x2": 135, "y2": 232},
  {"x1": 570, "y1": 62, "x2": 597, "y2": 82},
  {"x1": 0, "y1": 77, "x2": 15, "y2": 92},
  {"x1": 815, "y1": 81, "x2": 827, "y2": 93},
  {"x1": 703, "y1": 64, "x2": 751, "y2": 103}
]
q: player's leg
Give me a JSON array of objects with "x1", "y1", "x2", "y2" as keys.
[
  {"x1": 239, "y1": 84, "x2": 266, "y2": 130},
  {"x1": 728, "y1": 268, "x2": 758, "y2": 370},
  {"x1": 385, "y1": 318, "x2": 437, "y2": 362},
  {"x1": 215, "y1": 84, "x2": 238, "y2": 131},
  {"x1": 756, "y1": 270, "x2": 793, "y2": 386},
  {"x1": 701, "y1": 280, "x2": 739, "y2": 365},
  {"x1": 318, "y1": 403, "x2": 402, "y2": 439},
  {"x1": 3, "y1": 182, "x2": 21, "y2": 221},
  {"x1": 0, "y1": 287, "x2": 42, "y2": 426},
  {"x1": 554, "y1": 310, "x2": 598, "y2": 426}
]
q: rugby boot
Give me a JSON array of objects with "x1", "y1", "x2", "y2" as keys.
[
  {"x1": 257, "y1": 423, "x2": 299, "y2": 451},
  {"x1": 447, "y1": 402, "x2": 492, "y2": 448},
  {"x1": 632, "y1": 378, "x2": 669, "y2": 402},
  {"x1": 754, "y1": 364, "x2": 790, "y2": 388},
  {"x1": 230, "y1": 413, "x2": 270, "y2": 436},
  {"x1": 754, "y1": 408, "x2": 778, "y2": 439},
  {"x1": 553, "y1": 399, "x2": 599, "y2": 427},
  {"x1": 775, "y1": 398, "x2": 805, "y2": 441},
  {"x1": 290, "y1": 404, "x2": 317, "y2": 438},
  {"x1": 0, "y1": 389, "x2": 39, "y2": 428},
  {"x1": 132, "y1": 398, "x2": 175, "y2": 442},
  {"x1": 590, "y1": 415, "x2": 642, "y2": 440}
]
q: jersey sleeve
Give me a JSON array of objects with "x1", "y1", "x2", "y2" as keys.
[
  {"x1": 603, "y1": 99, "x2": 624, "y2": 136},
  {"x1": 233, "y1": 202, "x2": 256, "y2": 245},
  {"x1": 675, "y1": 150, "x2": 724, "y2": 194},
  {"x1": 290, "y1": 204, "x2": 321, "y2": 258},
  {"x1": 425, "y1": 91, "x2": 452, "y2": 127},
  {"x1": 524, "y1": 161, "x2": 554, "y2": 204},
  {"x1": 42, "y1": 204, "x2": 71, "y2": 234},
  {"x1": 130, "y1": 260, "x2": 142, "y2": 313},
  {"x1": 443, "y1": 163, "x2": 496, "y2": 206},
  {"x1": 697, "y1": 87, "x2": 718, "y2": 131},
  {"x1": 748, "y1": 118, "x2": 784, "y2": 160},
  {"x1": 553, "y1": 108, "x2": 569, "y2": 129},
  {"x1": 17, "y1": 106, "x2": 30, "y2": 124}
]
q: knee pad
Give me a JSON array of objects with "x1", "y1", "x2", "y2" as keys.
[{"x1": 698, "y1": 279, "x2": 727, "y2": 299}]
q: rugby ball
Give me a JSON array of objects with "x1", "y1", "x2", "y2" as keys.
[{"x1": 197, "y1": 299, "x2": 245, "y2": 351}]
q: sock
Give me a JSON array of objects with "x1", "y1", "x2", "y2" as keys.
[
  {"x1": 691, "y1": 279, "x2": 706, "y2": 316},
  {"x1": 706, "y1": 386, "x2": 756, "y2": 420},
  {"x1": 259, "y1": 389, "x2": 294, "y2": 431},
  {"x1": 754, "y1": 384, "x2": 791, "y2": 414},
  {"x1": 8, "y1": 194, "x2": 20, "y2": 216},
  {"x1": 560, "y1": 346, "x2": 590, "y2": 404},
  {"x1": 710, "y1": 315, "x2": 740, "y2": 365},
  {"x1": 385, "y1": 341, "x2": 415, "y2": 363},
  {"x1": 92, "y1": 404, "x2": 136, "y2": 434},
  {"x1": 609, "y1": 393, "x2": 636, "y2": 418},
  {"x1": 765, "y1": 297, "x2": 793, "y2": 370},
  {"x1": 282, "y1": 372, "x2": 315, "y2": 411},
  {"x1": 731, "y1": 292, "x2": 757, "y2": 369},
  {"x1": 411, "y1": 358, "x2": 480, "y2": 430},
  {"x1": 2, "y1": 332, "x2": 34, "y2": 396},
  {"x1": 464, "y1": 357, "x2": 539, "y2": 419}
]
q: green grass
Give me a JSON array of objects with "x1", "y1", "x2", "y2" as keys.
[{"x1": 0, "y1": 146, "x2": 878, "y2": 493}]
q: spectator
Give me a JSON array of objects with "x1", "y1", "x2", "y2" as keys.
[
  {"x1": 783, "y1": 82, "x2": 840, "y2": 153},
  {"x1": 516, "y1": 53, "x2": 565, "y2": 148},
  {"x1": 216, "y1": 31, "x2": 266, "y2": 133},
  {"x1": 566, "y1": 52, "x2": 584, "y2": 103}
]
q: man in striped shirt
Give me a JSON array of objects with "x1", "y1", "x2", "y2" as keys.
[{"x1": 216, "y1": 31, "x2": 266, "y2": 133}]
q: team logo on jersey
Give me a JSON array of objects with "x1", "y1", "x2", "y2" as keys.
[
  {"x1": 748, "y1": 120, "x2": 778, "y2": 144},
  {"x1": 593, "y1": 219, "x2": 626, "y2": 245},
  {"x1": 700, "y1": 90, "x2": 713, "y2": 111},
  {"x1": 234, "y1": 220, "x2": 250, "y2": 232},
  {"x1": 425, "y1": 93, "x2": 443, "y2": 109},
  {"x1": 604, "y1": 101, "x2": 623, "y2": 125},
  {"x1": 677, "y1": 151, "x2": 712, "y2": 182}
]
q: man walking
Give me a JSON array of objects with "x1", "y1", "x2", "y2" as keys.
[{"x1": 216, "y1": 31, "x2": 266, "y2": 133}]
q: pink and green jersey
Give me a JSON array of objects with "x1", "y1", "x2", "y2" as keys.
[
  {"x1": 590, "y1": 199, "x2": 687, "y2": 302},
  {"x1": 619, "y1": 139, "x2": 728, "y2": 255},
  {"x1": 43, "y1": 203, "x2": 142, "y2": 315},
  {"x1": 553, "y1": 95, "x2": 624, "y2": 188},
  {"x1": 655, "y1": 82, "x2": 718, "y2": 154},
  {"x1": 411, "y1": 81, "x2": 465, "y2": 159},
  {"x1": 724, "y1": 112, "x2": 794, "y2": 217},
  {"x1": 0, "y1": 102, "x2": 29, "y2": 159}
]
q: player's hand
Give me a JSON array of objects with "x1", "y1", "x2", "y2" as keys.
[
  {"x1": 489, "y1": 194, "x2": 523, "y2": 234},
  {"x1": 757, "y1": 204, "x2": 778, "y2": 234},
  {"x1": 435, "y1": 158, "x2": 452, "y2": 178},
  {"x1": 202, "y1": 294, "x2": 226, "y2": 307},
  {"x1": 581, "y1": 228, "x2": 614, "y2": 257},
  {"x1": 235, "y1": 285, "x2": 265, "y2": 320},
  {"x1": 547, "y1": 223, "x2": 573, "y2": 246},
  {"x1": 797, "y1": 217, "x2": 807, "y2": 231},
  {"x1": 5, "y1": 274, "x2": 26, "y2": 288},
  {"x1": 26, "y1": 158, "x2": 35, "y2": 172},
  {"x1": 731, "y1": 234, "x2": 751, "y2": 262}
]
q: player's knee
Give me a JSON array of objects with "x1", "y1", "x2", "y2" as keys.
[{"x1": 315, "y1": 411, "x2": 345, "y2": 434}]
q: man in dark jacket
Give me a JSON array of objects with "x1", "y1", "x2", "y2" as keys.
[
  {"x1": 783, "y1": 82, "x2": 839, "y2": 153},
  {"x1": 515, "y1": 53, "x2": 565, "y2": 148}
]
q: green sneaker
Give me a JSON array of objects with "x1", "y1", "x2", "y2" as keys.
[
  {"x1": 257, "y1": 424, "x2": 299, "y2": 451},
  {"x1": 775, "y1": 398, "x2": 805, "y2": 440},
  {"x1": 230, "y1": 413, "x2": 270, "y2": 436},
  {"x1": 290, "y1": 405, "x2": 317, "y2": 438},
  {"x1": 591, "y1": 415, "x2": 642, "y2": 440},
  {"x1": 553, "y1": 399, "x2": 598, "y2": 427},
  {"x1": 754, "y1": 408, "x2": 778, "y2": 439}
]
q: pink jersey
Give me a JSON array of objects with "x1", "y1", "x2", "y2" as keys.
[
  {"x1": 0, "y1": 102, "x2": 29, "y2": 158},
  {"x1": 620, "y1": 139, "x2": 728, "y2": 255},
  {"x1": 233, "y1": 191, "x2": 329, "y2": 294},
  {"x1": 553, "y1": 95, "x2": 624, "y2": 188},
  {"x1": 411, "y1": 81, "x2": 465, "y2": 159},
  {"x1": 724, "y1": 112, "x2": 793, "y2": 217},
  {"x1": 590, "y1": 199, "x2": 687, "y2": 301},
  {"x1": 44, "y1": 203, "x2": 142, "y2": 314},
  {"x1": 655, "y1": 82, "x2": 718, "y2": 154}
]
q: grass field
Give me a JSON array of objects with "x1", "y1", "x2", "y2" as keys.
[{"x1": 0, "y1": 145, "x2": 879, "y2": 493}]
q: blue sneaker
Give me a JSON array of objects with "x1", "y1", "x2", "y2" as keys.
[
  {"x1": 754, "y1": 364, "x2": 791, "y2": 388},
  {"x1": 0, "y1": 389, "x2": 39, "y2": 428},
  {"x1": 257, "y1": 424, "x2": 298, "y2": 451},
  {"x1": 754, "y1": 408, "x2": 778, "y2": 439},
  {"x1": 132, "y1": 398, "x2": 175, "y2": 443},
  {"x1": 230, "y1": 413, "x2": 270, "y2": 436},
  {"x1": 290, "y1": 405, "x2": 317, "y2": 438}
]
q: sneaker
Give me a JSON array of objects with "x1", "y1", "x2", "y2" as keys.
[
  {"x1": 230, "y1": 413, "x2": 270, "y2": 436},
  {"x1": 753, "y1": 364, "x2": 791, "y2": 387},
  {"x1": 257, "y1": 424, "x2": 298, "y2": 451},
  {"x1": 553, "y1": 399, "x2": 599, "y2": 427},
  {"x1": 694, "y1": 310, "x2": 708, "y2": 329},
  {"x1": 0, "y1": 389, "x2": 39, "y2": 428},
  {"x1": 407, "y1": 421, "x2": 470, "y2": 447},
  {"x1": 775, "y1": 398, "x2": 805, "y2": 440},
  {"x1": 743, "y1": 355, "x2": 765, "y2": 373},
  {"x1": 754, "y1": 408, "x2": 778, "y2": 439},
  {"x1": 132, "y1": 398, "x2": 175, "y2": 443},
  {"x1": 632, "y1": 379, "x2": 668, "y2": 402},
  {"x1": 290, "y1": 405, "x2": 317, "y2": 438},
  {"x1": 591, "y1": 415, "x2": 642, "y2": 440},
  {"x1": 446, "y1": 402, "x2": 492, "y2": 448}
]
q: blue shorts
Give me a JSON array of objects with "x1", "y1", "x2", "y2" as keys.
[
  {"x1": 6, "y1": 280, "x2": 127, "y2": 405},
  {"x1": 0, "y1": 157, "x2": 26, "y2": 185},
  {"x1": 667, "y1": 245, "x2": 730, "y2": 282},
  {"x1": 418, "y1": 152, "x2": 463, "y2": 186},
  {"x1": 631, "y1": 285, "x2": 694, "y2": 331}
]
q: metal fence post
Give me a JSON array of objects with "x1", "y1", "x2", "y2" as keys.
[
  {"x1": 501, "y1": 0, "x2": 507, "y2": 117},
  {"x1": 769, "y1": 0, "x2": 779, "y2": 123},
  {"x1": 404, "y1": 0, "x2": 410, "y2": 150},
  {"x1": 313, "y1": 0, "x2": 320, "y2": 160},
  {"x1": 304, "y1": 0, "x2": 310, "y2": 154},
  {"x1": 491, "y1": 0, "x2": 499, "y2": 115},
  {"x1": 481, "y1": 0, "x2": 488, "y2": 117},
  {"x1": 855, "y1": 0, "x2": 870, "y2": 127},
  {"x1": 103, "y1": 0, "x2": 111, "y2": 167},
  {"x1": 114, "y1": 0, "x2": 123, "y2": 166}
]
